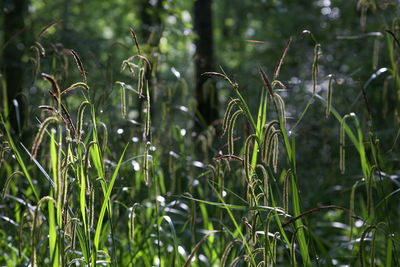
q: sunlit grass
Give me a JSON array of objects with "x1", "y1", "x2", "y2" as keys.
[{"x1": 0, "y1": 17, "x2": 399, "y2": 267}]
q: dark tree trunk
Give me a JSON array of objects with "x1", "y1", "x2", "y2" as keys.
[
  {"x1": 2, "y1": 0, "x2": 28, "y2": 134},
  {"x1": 194, "y1": 0, "x2": 218, "y2": 130},
  {"x1": 140, "y1": 0, "x2": 163, "y2": 47},
  {"x1": 137, "y1": 0, "x2": 163, "y2": 131}
]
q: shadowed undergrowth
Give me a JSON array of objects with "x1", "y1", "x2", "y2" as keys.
[{"x1": 1, "y1": 13, "x2": 400, "y2": 267}]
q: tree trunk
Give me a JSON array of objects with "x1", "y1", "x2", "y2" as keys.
[
  {"x1": 2, "y1": 0, "x2": 28, "y2": 134},
  {"x1": 194, "y1": 0, "x2": 218, "y2": 130},
  {"x1": 137, "y1": 0, "x2": 163, "y2": 134}
]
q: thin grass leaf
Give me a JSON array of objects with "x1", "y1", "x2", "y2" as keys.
[
  {"x1": 93, "y1": 144, "x2": 128, "y2": 263},
  {"x1": 89, "y1": 187, "x2": 95, "y2": 229},
  {"x1": 291, "y1": 226, "x2": 307, "y2": 267},
  {"x1": 234, "y1": 89, "x2": 258, "y2": 135},
  {"x1": 343, "y1": 113, "x2": 371, "y2": 193},
  {"x1": 386, "y1": 237, "x2": 393, "y2": 267},
  {"x1": 74, "y1": 220, "x2": 89, "y2": 263},
  {"x1": 350, "y1": 180, "x2": 360, "y2": 242},
  {"x1": 1, "y1": 115, "x2": 39, "y2": 200},
  {"x1": 248, "y1": 90, "x2": 265, "y2": 170},
  {"x1": 48, "y1": 189, "x2": 58, "y2": 267},
  {"x1": 386, "y1": 29, "x2": 400, "y2": 48},
  {"x1": 209, "y1": 183, "x2": 257, "y2": 266},
  {"x1": 359, "y1": 225, "x2": 377, "y2": 267},
  {"x1": 90, "y1": 108, "x2": 105, "y2": 185},
  {"x1": 290, "y1": 176, "x2": 311, "y2": 266},
  {"x1": 78, "y1": 157, "x2": 88, "y2": 245},
  {"x1": 182, "y1": 193, "x2": 288, "y2": 214},
  {"x1": 31, "y1": 196, "x2": 56, "y2": 267},
  {"x1": 290, "y1": 94, "x2": 315, "y2": 132},
  {"x1": 97, "y1": 121, "x2": 108, "y2": 162},
  {"x1": 315, "y1": 94, "x2": 360, "y2": 152},
  {"x1": 184, "y1": 231, "x2": 218, "y2": 267},
  {"x1": 367, "y1": 166, "x2": 376, "y2": 216}
]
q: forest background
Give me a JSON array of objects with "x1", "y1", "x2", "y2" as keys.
[{"x1": 1, "y1": 0, "x2": 399, "y2": 266}]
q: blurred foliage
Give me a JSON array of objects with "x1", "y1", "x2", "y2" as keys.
[{"x1": 1, "y1": 0, "x2": 400, "y2": 266}]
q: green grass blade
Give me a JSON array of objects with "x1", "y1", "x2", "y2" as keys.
[
  {"x1": 20, "y1": 142, "x2": 55, "y2": 189},
  {"x1": 235, "y1": 89, "x2": 258, "y2": 135},
  {"x1": 269, "y1": 188, "x2": 291, "y2": 249},
  {"x1": 48, "y1": 190, "x2": 58, "y2": 267},
  {"x1": 291, "y1": 176, "x2": 311, "y2": 266},
  {"x1": 0, "y1": 114, "x2": 39, "y2": 201},
  {"x1": 158, "y1": 215, "x2": 179, "y2": 264},
  {"x1": 386, "y1": 237, "x2": 393, "y2": 267},
  {"x1": 48, "y1": 132, "x2": 59, "y2": 266},
  {"x1": 93, "y1": 144, "x2": 128, "y2": 258},
  {"x1": 314, "y1": 94, "x2": 360, "y2": 152},
  {"x1": 209, "y1": 184, "x2": 256, "y2": 266}
]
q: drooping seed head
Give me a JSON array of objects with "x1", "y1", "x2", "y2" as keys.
[
  {"x1": 273, "y1": 37, "x2": 292, "y2": 80},
  {"x1": 69, "y1": 49, "x2": 86, "y2": 82}
]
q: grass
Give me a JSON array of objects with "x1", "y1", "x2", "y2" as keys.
[{"x1": 1, "y1": 16, "x2": 400, "y2": 267}]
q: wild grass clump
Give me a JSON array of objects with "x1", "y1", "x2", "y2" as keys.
[{"x1": 0, "y1": 12, "x2": 400, "y2": 267}]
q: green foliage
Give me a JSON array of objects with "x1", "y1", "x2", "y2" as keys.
[{"x1": 1, "y1": 1, "x2": 400, "y2": 266}]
